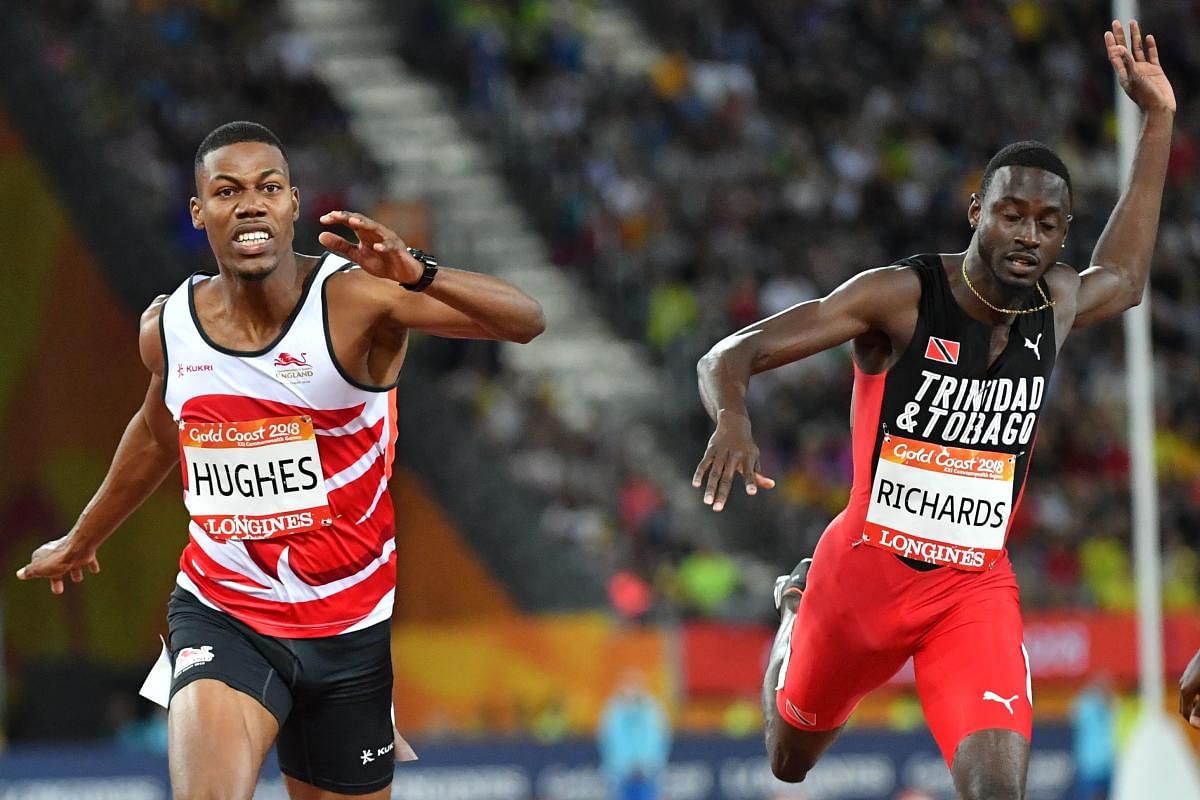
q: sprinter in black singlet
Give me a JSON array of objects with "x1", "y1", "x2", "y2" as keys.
[{"x1": 691, "y1": 20, "x2": 1176, "y2": 800}]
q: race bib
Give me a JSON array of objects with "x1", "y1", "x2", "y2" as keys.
[
  {"x1": 180, "y1": 416, "x2": 333, "y2": 541},
  {"x1": 863, "y1": 433, "x2": 1015, "y2": 570}
]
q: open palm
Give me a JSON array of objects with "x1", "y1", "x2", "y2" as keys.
[{"x1": 1106, "y1": 19, "x2": 1176, "y2": 114}]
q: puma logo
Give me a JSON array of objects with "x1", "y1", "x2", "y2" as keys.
[
  {"x1": 982, "y1": 690, "x2": 1020, "y2": 715},
  {"x1": 1023, "y1": 333, "x2": 1043, "y2": 360}
]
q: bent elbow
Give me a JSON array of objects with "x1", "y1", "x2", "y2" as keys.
[
  {"x1": 512, "y1": 303, "x2": 546, "y2": 343},
  {"x1": 1124, "y1": 285, "x2": 1146, "y2": 312}
]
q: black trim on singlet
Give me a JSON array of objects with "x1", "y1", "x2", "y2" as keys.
[
  {"x1": 320, "y1": 262, "x2": 405, "y2": 393},
  {"x1": 158, "y1": 297, "x2": 171, "y2": 402},
  {"x1": 867, "y1": 253, "x2": 1057, "y2": 573},
  {"x1": 186, "y1": 253, "x2": 329, "y2": 358}
]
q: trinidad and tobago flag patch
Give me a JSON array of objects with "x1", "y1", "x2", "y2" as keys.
[{"x1": 924, "y1": 336, "x2": 960, "y2": 365}]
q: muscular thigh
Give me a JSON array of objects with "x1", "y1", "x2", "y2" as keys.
[
  {"x1": 166, "y1": 589, "x2": 294, "y2": 799},
  {"x1": 776, "y1": 544, "x2": 918, "y2": 732},
  {"x1": 913, "y1": 580, "x2": 1031, "y2": 767},
  {"x1": 276, "y1": 620, "x2": 396, "y2": 796}
]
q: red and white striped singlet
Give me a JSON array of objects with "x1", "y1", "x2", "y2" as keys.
[{"x1": 160, "y1": 254, "x2": 398, "y2": 637}]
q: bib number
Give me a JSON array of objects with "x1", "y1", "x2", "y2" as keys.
[
  {"x1": 863, "y1": 433, "x2": 1016, "y2": 570},
  {"x1": 180, "y1": 415, "x2": 332, "y2": 541}
]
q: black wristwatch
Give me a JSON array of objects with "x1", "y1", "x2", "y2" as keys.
[{"x1": 401, "y1": 247, "x2": 439, "y2": 292}]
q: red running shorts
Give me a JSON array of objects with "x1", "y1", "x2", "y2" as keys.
[{"x1": 774, "y1": 518, "x2": 1032, "y2": 766}]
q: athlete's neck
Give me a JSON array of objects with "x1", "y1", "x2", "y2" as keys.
[
  {"x1": 211, "y1": 253, "x2": 308, "y2": 331},
  {"x1": 954, "y1": 251, "x2": 1024, "y2": 326}
]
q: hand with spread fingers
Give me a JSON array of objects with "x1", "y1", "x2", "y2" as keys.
[
  {"x1": 1105, "y1": 19, "x2": 1176, "y2": 115},
  {"x1": 17, "y1": 535, "x2": 101, "y2": 595},
  {"x1": 692, "y1": 410, "x2": 776, "y2": 513},
  {"x1": 318, "y1": 210, "x2": 424, "y2": 285},
  {"x1": 1180, "y1": 648, "x2": 1200, "y2": 728}
]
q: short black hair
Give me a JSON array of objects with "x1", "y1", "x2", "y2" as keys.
[
  {"x1": 980, "y1": 140, "x2": 1071, "y2": 200},
  {"x1": 194, "y1": 121, "x2": 288, "y2": 171}
]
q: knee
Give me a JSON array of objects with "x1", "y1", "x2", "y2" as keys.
[
  {"x1": 766, "y1": 733, "x2": 816, "y2": 783},
  {"x1": 769, "y1": 749, "x2": 815, "y2": 783}
]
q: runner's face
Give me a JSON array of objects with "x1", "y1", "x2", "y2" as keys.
[
  {"x1": 969, "y1": 166, "x2": 1070, "y2": 289},
  {"x1": 191, "y1": 142, "x2": 299, "y2": 281}
]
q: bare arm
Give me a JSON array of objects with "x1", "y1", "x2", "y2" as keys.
[
  {"x1": 1181, "y1": 648, "x2": 1200, "y2": 728},
  {"x1": 1074, "y1": 19, "x2": 1176, "y2": 329},
  {"x1": 693, "y1": 266, "x2": 919, "y2": 511},
  {"x1": 16, "y1": 299, "x2": 181, "y2": 593},
  {"x1": 318, "y1": 210, "x2": 545, "y2": 343}
]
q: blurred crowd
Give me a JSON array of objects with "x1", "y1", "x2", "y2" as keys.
[
  {"x1": 31, "y1": 0, "x2": 382, "y2": 271},
  {"x1": 401, "y1": 0, "x2": 1200, "y2": 618},
  {"x1": 28, "y1": 0, "x2": 1200, "y2": 621}
]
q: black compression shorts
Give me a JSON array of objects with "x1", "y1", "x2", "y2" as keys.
[{"x1": 166, "y1": 587, "x2": 395, "y2": 795}]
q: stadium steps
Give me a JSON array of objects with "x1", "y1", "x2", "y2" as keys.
[
  {"x1": 283, "y1": 0, "x2": 666, "y2": 420},
  {"x1": 280, "y1": 0, "x2": 711, "y2": 608}
]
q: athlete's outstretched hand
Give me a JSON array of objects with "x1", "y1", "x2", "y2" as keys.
[
  {"x1": 1180, "y1": 648, "x2": 1200, "y2": 728},
  {"x1": 692, "y1": 411, "x2": 775, "y2": 512},
  {"x1": 318, "y1": 210, "x2": 425, "y2": 285},
  {"x1": 16, "y1": 535, "x2": 101, "y2": 595},
  {"x1": 1106, "y1": 19, "x2": 1176, "y2": 115}
]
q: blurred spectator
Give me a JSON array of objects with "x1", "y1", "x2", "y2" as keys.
[
  {"x1": 672, "y1": 544, "x2": 741, "y2": 618},
  {"x1": 598, "y1": 669, "x2": 672, "y2": 800},
  {"x1": 1071, "y1": 674, "x2": 1116, "y2": 800}
]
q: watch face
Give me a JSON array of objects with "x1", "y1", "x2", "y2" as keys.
[{"x1": 407, "y1": 247, "x2": 437, "y2": 266}]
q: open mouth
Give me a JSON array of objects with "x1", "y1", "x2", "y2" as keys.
[
  {"x1": 232, "y1": 228, "x2": 273, "y2": 256},
  {"x1": 1005, "y1": 253, "x2": 1039, "y2": 275}
]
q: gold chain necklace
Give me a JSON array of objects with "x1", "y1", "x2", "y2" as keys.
[{"x1": 961, "y1": 259, "x2": 1054, "y2": 315}]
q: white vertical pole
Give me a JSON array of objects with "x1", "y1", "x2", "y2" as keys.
[
  {"x1": 1104, "y1": 8, "x2": 1200, "y2": 798},
  {"x1": 1111, "y1": 0, "x2": 1164, "y2": 713}
]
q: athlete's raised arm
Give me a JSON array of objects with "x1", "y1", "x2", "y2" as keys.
[
  {"x1": 692, "y1": 266, "x2": 920, "y2": 512},
  {"x1": 16, "y1": 298, "x2": 182, "y2": 593},
  {"x1": 318, "y1": 210, "x2": 545, "y2": 343},
  {"x1": 1073, "y1": 19, "x2": 1175, "y2": 329}
]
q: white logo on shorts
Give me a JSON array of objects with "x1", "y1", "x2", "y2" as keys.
[
  {"x1": 982, "y1": 690, "x2": 1020, "y2": 715},
  {"x1": 173, "y1": 645, "x2": 215, "y2": 679},
  {"x1": 359, "y1": 740, "x2": 394, "y2": 766}
]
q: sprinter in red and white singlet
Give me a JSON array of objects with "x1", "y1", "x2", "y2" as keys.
[
  {"x1": 17, "y1": 121, "x2": 545, "y2": 799},
  {"x1": 691, "y1": 21, "x2": 1174, "y2": 800}
]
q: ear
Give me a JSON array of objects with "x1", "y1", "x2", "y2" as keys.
[
  {"x1": 291, "y1": 186, "x2": 300, "y2": 222},
  {"x1": 190, "y1": 197, "x2": 204, "y2": 230},
  {"x1": 967, "y1": 193, "x2": 982, "y2": 230}
]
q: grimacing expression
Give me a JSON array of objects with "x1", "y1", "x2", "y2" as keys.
[
  {"x1": 969, "y1": 166, "x2": 1071, "y2": 290},
  {"x1": 190, "y1": 141, "x2": 300, "y2": 281}
]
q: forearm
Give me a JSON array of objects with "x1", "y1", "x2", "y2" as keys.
[
  {"x1": 69, "y1": 410, "x2": 179, "y2": 552},
  {"x1": 697, "y1": 331, "x2": 757, "y2": 423},
  {"x1": 1089, "y1": 109, "x2": 1174, "y2": 295},
  {"x1": 423, "y1": 267, "x2": 545, "y2": 343}
]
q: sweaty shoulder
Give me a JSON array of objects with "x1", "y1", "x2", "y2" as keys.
[
  {"x1": 841, "y1": 264, "x2": 922, "y2": 371},
  {"x1": 138, "y1": 294, "x2": 169, "y2": 375},
  {"x1": 840, "y1": 263, "x2": 922, "y2": 327},
  {"x1": 862, "y1": 263, "x2": 922, "y2": 298},
  {"x1": 1043, "y1": 261, "x2": 1080, "y2": 339},
  {"x1": 325, "y1": 265, "x2": 396, "y2": 312},
  {"x1": 325, "y1": 264, "x2": 410, "y2": 335},
  {"x1": 1043, "y1": 261, "x2": 1081, "y2": 298}
]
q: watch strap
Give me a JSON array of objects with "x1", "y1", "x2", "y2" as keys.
[{"x1": 401, "y1": 247, "x2": 439, "y2": 292}]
